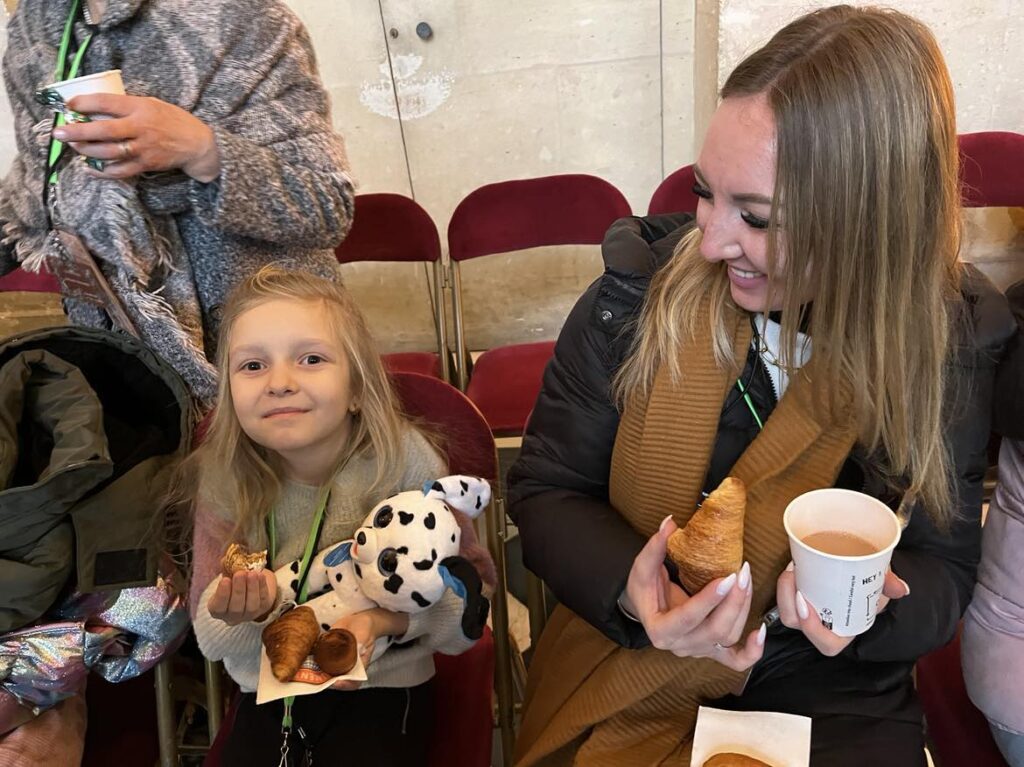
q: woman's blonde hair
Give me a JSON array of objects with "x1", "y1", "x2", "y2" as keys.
[
  {"x1": 177, "y1": 266, "x2": 411, "y2": 540},
  {"x1": 615, "y1": 5, "x2": 962, "y2": 525}
]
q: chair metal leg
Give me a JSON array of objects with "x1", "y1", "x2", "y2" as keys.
[
  {"x1": 525, "y1": 571, "x2": 548, "y2": 654},
  {"x1": 154, "y1": 656, "x2": 177, "y2": 767},
  {"x1": 489, "y1": 495, "x2": 517, "y2": 766},
  {"x1": 204, "y1": 658, "x2": 224, "y2": 743}
]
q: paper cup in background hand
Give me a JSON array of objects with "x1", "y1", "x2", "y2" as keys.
[
  {"x1": 42, "y1": 69, "x2": 126, "y2": 107},
  {"x1": 783, "y1": 489, "x2": 902, "y2": 637}
]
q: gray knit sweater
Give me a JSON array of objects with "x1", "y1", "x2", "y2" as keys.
[
  {"x1": 191, "y1": 430, "x2": 479, "y2": 693},
  {"x1": 0, "y1": 0, "x2": 354, "y2": 401}
]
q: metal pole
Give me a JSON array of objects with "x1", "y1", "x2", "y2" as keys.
[
  {"x1": 451, "y1": 262, "x2": 468, "y2": 391},
  {"x1": 489, "y1": 494, "x2": 517, "y2": 765},
  {"x1": 154, "y1": 657, "x2": 177, "y2": 767},
  {"x1": 204, "y1": 658, "x2": 224, "y2": 744}
]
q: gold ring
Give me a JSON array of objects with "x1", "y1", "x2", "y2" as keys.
[{"x1": 118, "y1": 140, "x2": 133, "y2": 160}]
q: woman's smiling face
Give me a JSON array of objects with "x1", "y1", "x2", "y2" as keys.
[{"x1": 694, "y1": 93, "x2": 784, "y2": 312}]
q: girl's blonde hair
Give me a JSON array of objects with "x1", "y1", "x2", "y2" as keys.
[
  {"x1": 179, "y1": 266, "x2": 410, "y2": 539},
  {"x1": 615, "y1": 5, "x2": 962, "y2": 526}
]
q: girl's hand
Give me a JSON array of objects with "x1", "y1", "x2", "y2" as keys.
[
  {"x1": 329, "y1": 608, "x2": 410, "y2": 691},
  {"x1": 207, "y1": 569, "x2": 277, "y2": 626},
  {"x1": 620, "y1": 515, "x2": 766, "y2": 672},
  {"x1": 53, "y1": 94, "x2": 220, "y2": 182},
  {"x1": 776, "y1": 562, "x2": 911, "y2": 656}
]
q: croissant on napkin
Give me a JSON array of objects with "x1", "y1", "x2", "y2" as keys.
[
  {"x1": 703, "y1": 754, "x2": 774, "y2": 767},
  {"x1": 262, "y1": 605, "x2": 320, "y2": 682},
  {"x1": 667, "y1": 477, "x2": 746, "y2": 594}
]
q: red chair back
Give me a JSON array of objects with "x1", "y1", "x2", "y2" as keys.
[
  {"x1": 390, "y1": 372, "x2": 499, "y2": 767},
  {"x1": 0, "y1": 267, "x2": 60, "y2": 293},
  {"x1": 447, "y1": 174, "x2": 631, "y2": 262},
  {"x1": 959, "y1": 131, "x2": 1024, "y2": 208},
  {"x1": 391, "y1": 371, "x2": 498, "y2": 483},
  {"x1": 334, "y1": 193, "x2": 448, "y2": 381},
  {"x1": 647, "y1": 164, "x2": 699, "y2": 216},
  {"x1": 334, "y1": 193, "x2": 441, "y2": 264}
]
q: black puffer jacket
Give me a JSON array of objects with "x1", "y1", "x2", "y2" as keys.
[{"x1": 508, "y1": 214, "x2": 1016, "y2": 719}]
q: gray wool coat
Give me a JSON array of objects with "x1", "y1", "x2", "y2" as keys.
[{"x1": 0, "y1": 0, "x2": 354, "y2": 401}]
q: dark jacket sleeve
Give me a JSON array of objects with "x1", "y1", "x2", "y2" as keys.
[
  {"x1": 846, "y1": 268, "x2": 1016, "y2": 662},
  {"x1": 507, "y1": 277, "x2": 651, "y2": 648}
]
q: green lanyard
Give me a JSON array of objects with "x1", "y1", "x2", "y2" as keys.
[
  {"x1": 266, "y1": 489, "x2": 330, "y2": 735},
  {"x1": 735, "y1": 377, "x2": 764, "y2": 431},
  {"x1": 47, "y1": 0, "x2": 94, "y2": 185}
]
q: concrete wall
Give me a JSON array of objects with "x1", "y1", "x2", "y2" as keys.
[{"x1": 0, "y1": 1, "x2": 1020, "y2": 353}]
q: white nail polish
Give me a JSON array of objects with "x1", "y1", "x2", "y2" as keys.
[
  {"x1": 795, "y1": 590, "x2": 810, "y2": 620},
  {"x1": 756, "y1": 624, "x2": 767, "y2": 646},
  {"x1": 898, "y1": 578, "x2": 911, "y2": 597},
  {"x1": 785, "y1": 561, "x2": 794, "y2": 572},
  {"x1": 659, "y1": 514, "x2": 674, "y2": 534},
  {"x1": 716, "y1": 573, "x2": 738, "y2": 595},
  {"x1": 738, "y1": 561, "x2": 751, "y2": 590}
]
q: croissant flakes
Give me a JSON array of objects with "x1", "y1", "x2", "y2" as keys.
[
  {"x1": 667, "y1": 476, "x2": 746, "y2": 594},
  {"x1": 220, "y1": 542, "x2": 267, "y2": 577}
]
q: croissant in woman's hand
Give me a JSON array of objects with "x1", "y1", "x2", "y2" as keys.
[{"x1": 667, "y1": 477, "x2": 746, "y2": 594}]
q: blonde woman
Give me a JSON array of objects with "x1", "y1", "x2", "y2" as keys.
[
  {"x1": 509, "y1": 6, "x2": 1015, "y2": 765},
  {"x1": 186, "y1": 267, "x2": 495, "y2": 766}
]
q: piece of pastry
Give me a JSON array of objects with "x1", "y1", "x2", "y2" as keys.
[
  {"x1": 667, "y1": 476, "x2": 746, "y2": 594},
  {"x1": 220, "y1": 542, "x2": 267, "y2": 577},
  {"x1": 703, "y1": 754, "x2": 774, "y2": 767},
  {"x1": 313, "y1": 628, "x2": 359, "y2": 676},
  {"x1": 261, "y1": 606, "x2": 320, "y2": 682}
]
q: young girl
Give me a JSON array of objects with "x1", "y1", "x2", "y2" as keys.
[{"x1": 186, "y1": 266, "x2": 495, "y2": 766}]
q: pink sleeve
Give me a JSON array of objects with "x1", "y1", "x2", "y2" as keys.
[
  {"x1": 188, "y1": 501, "x2": 233, "y2": 620},
  {"x1": 454, "y1": 511, "x2": 498, "y2": 591}
]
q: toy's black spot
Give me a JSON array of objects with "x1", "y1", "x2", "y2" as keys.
[
  {"x1": 384, "y1": 574, "x2": 404, "y2": 594},
  {"x1": 431, "y1": 481, "x2": 444, "y2": 493},
  {"x1": 356, "y1": 531, "x2": 367, "y2": 545},
  {"x1": 424, "y1": 512, "x2": 436, "y2": 530},
  {"x1": 289, "y1": 579, "x2": 299, "y2": 593},
  {"x1": 413, "y1": 557, "x2": 435, "y2": 571},
  {"x1": 411, "y1": 591, "x2": 431, "y2": 608},
  {"x1": 290, "y1": 561, "x2": 300, "y2": 574},
  {"x1": 335, "y1": 572, "x2": 343, "y2": 582},
  {"x1": 476, "y1": 495, "x2": 483, "y2": 509},
  {"x1": 460, "y1": 480, "x2": 468, "y2": 495},
  {"x1": 397, "y1": 546, "x2": 409, "y2": 554},
  {"x1": 451, "y1": 533, "x2": 456, "y2": 543},
  {"x1": 321, "y1": 623, "x2": 330, "y2": 631},
  {"x1": 399, "y1": 511, "x2": 414, "y2": 525},
  {"x1": 354, "y1": 563, "x2": 362, "y2": 578}
]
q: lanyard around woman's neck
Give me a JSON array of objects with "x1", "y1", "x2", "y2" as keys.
[
  {"x1": 46, "y1": 0, "x2": 94, "y2": 186},
  {"x1": 266, "y1": 487, "x2": 331, "y2": 739}
]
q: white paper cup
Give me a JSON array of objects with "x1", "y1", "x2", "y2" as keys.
[
  {"x1": 43, "y1": 69, "x2": 125, "y2": 108},
  {"x1": 783, "y1": 488, "x2": 901, "y2": 637}
]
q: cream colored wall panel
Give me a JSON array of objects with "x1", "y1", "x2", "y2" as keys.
[
  {"x1": 555, "y1": 57, "x2": 659, "y2": 211},
  {"x1": 662, "y1": 0, "x2": 699, "y2": 175},
  {"x1": 456, "y1": 245, "x2": 604, "y2": 350},
  {"x1": 285, "y1": 0, "x2": 409, "y2": 195},
  {"x1": 338, "y1": 261, "x2": 442, "y2": 353}
]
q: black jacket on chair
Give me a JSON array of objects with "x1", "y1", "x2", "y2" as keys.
[{"x1": 508, "y1": 213, "x2": 1017, "y2": 723}]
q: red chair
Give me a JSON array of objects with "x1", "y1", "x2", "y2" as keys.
[
  {"x1": 203, "y1": 373, "x2": 517, "y2": 767},
  {"x1": 0, "y1": 267, "x2": 60, "y2": 293},
  {"x1": 335, "y1": 193, "x2": 450, "y2": 381},
  {"x1": 447, "y1": 174, "x2": 632, "y2": 435},
  {"x1": 647, "y1": 164, "x2": 699, "y2": 216},
  {"x1": 914, "y1": 130, "x2": 1024, "y2": 767}
]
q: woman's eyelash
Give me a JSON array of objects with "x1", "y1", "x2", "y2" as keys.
[
  {"x1": 741, "y1": 211, "x2": 770, "y2": 230},
  {"x1": 692, "y1": 182, "x2": 712, "y2": 200}
]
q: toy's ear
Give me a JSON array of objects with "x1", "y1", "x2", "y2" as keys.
[
  {"x1": 323, "y1": 541, "x2": 353, "y2": 567},
  {"x1": 422, "y1": 475, "x2": 491, "y2": 519},
  {"x1": 438, "y1": 556, "x2": 489, "y2": 640}
]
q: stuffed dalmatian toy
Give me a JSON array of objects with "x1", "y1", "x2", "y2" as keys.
[{"x1": 269, "y1": 475, "x2": 492, "y2": 665}]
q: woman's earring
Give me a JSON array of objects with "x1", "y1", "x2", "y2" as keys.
[{"x1": 349, "y1": 403, "x2": 360, "y2": 414}]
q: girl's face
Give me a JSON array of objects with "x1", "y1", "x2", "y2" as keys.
[
  {"x1": 228, "y1": 298, "x2": 356, "y2": 484},
  {"x1": 695, "y1": 93, "x2": 785, "y2": 312}
]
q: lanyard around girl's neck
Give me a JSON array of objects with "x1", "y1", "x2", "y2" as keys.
[
  {"x1": 46, "y1": 0, "x2": 94, "y2": 186},
  {"x1": 266, "y1": 488, "x2": 330, "y2": 740}
]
